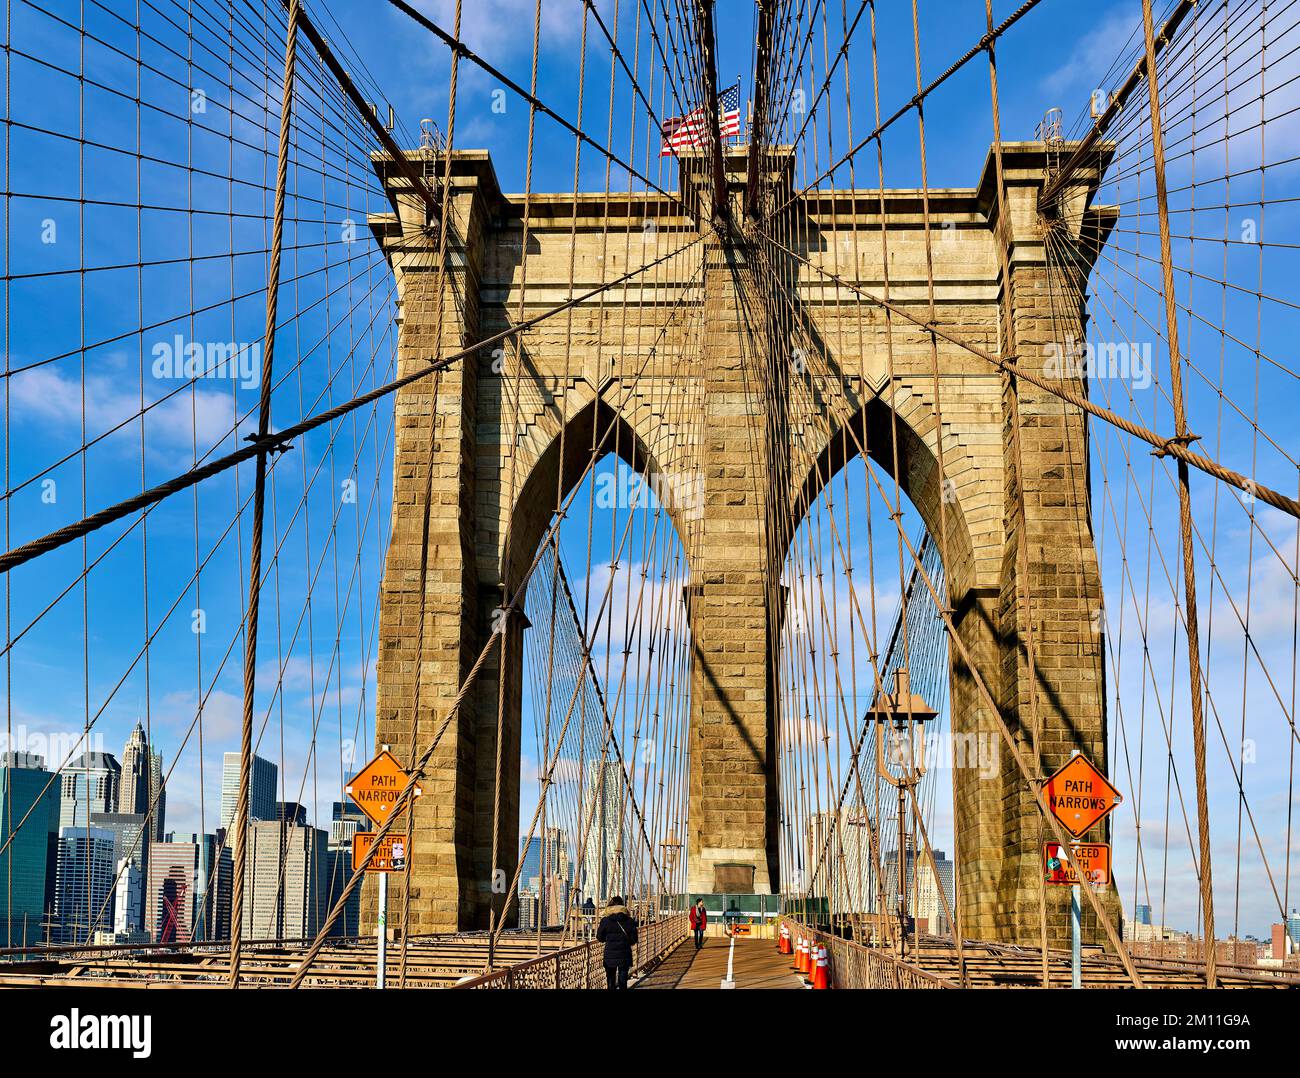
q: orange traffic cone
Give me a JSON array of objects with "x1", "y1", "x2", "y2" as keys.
[
  {"x1": 803, "y1": 939, "x2": 817, "y2": 982},
  {"x1": 794, "y1": 936, "x2": 807, "y2": 972},
  {"x1": 778, "y1": 924, "x2": 791, "y2": 954},
  {"x1": 811, "y1": 943, "x2": 830, "y2": 989}
]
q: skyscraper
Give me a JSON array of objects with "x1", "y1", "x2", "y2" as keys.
[
  {"x1": 520, "y1": 836, "x2": 542, "y2": 891},
  {"x1": 148, "y1": 832, "x2": 232, "y2": 943},
  {"x1": 148, "y1": 841, "x2": 195, "y2": 943},
  {"x1": 882, "y1": 842, "x2": 956, "y2": 934},
  {"x1": 59, "y1": 752, "x2": 121, "y2": 830},
  {"x1": 54, "y1": 825, "x2": 117, "y2": 944},
  {"x1": 539, "y1": 826, "x2": 573, "y2": 925},
  {"x1": 578, "y1": 760, "x2": 625, "y2": 905},
  {"x1": 89, "y1": 811, "x2": 150, "y2": 904},
  {"x1": 112, "y1": 859, "x2": 144, "y2": 940},
  {"x1": 0, "y1": 753, "x2": 60, "y2": 947},
  {"x1": 326, "y1": 800, "x2": 367, "y2": 937},
  {"x1": 804, "y1": 808, "x2": 877, "y2": 914},
  {"x1": 220, "y1": 752, "x2": 278, "y2": 830},
  {"x1": 120, "y1": 722, "x2": 166, "y2": 841},
  {"x1": 243, "y1": 819, "x2": 328, "y2": 940},
  {"x1": 518, "y1": 888, "x2": 540, "y2": 931}
]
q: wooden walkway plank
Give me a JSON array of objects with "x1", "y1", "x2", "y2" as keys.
[{"x1": 635, "y1": 939, "x2": 806, "y2": 990}]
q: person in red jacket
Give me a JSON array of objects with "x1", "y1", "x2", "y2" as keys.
[{"x1": 688, "y1": 899, "x2": 708, "y2": 949}]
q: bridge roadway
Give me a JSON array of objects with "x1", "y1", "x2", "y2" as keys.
[
  {"x1": 634, "y1": 937, "x2": 806, "y2": 990},
  {"x1": 3, "y1": 922, "x2": 1297, "y2": 988}
]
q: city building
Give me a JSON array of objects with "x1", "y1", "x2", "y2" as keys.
[
  {"x1": 148, "y1": 833, "x2": 232, "y2": 943},
  {"x1": 881, "y1": 840, "x2": 956, "y2": 935},
  {"x1": 518, "y1": 888, "x2": 540, "y2": 931},
  {"x1": 326, "y1": 800, "x2": 367, "y2": 938},
  {"x1": 520, "y1": 836, "x2": 542, "y2": 891},
  {"x1": 578, "y1": 761, "x2": 625, "y2": 905},
  {"x1": 542, "y1": 873, "x2": 571, "y2": 928},
  {"x1": 148, "y1": 842, "x2": 196, "y2": 944},
  {"x1": 220, "y1": 752, "x2": 278, "y2": 830},
  {"x1": 113, "y1": 859, "x2": 143, "y2": 937},
  {"x1": 89, "y1": 811, "x2": 150, "y2": 915},
  {"x1": 277, "y1": 801, "x2": 308, "y2": 826},
  {"x1": 59, "y1": 751, "x2": 121, "y2": 830},
  {"x1": 243, "y1": 819, "x2": 328, "y2": 940},
  {"x1": 0, "y1": 752, "x2": 60, "y2": 947},
  {"x1": 53, "y1": 825, "x2": 117, "y2": 944},
  {"x1": 804, "y1": 808, "x2": 878, "y2": 914},
  {"x1": 119, "y1": 722, "x2": 166, "y2": 841},
  {"x1": 540, "y1": 826, "x2": 574, "y2": 925}
]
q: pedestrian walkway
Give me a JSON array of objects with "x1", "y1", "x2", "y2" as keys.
[{"x1": 634, "y1": 937, "x2": 807, "y2": 990}]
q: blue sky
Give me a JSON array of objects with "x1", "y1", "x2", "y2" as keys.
[{"x1": 2, "y1": 0, "x2": 1298, "y2": 939}]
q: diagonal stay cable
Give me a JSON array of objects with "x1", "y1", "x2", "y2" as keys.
[
  {"x1": 383, "y1": 0, "x2": 692, "y2": 217},
  {"x1": 0, "y1": 233, "x2": 704, "y2": 576},
  {"x1": 755, "y1": 227, "x2": 1300, "y2": 519}
]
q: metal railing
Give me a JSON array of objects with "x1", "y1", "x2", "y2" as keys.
[
  {"x1": 782, "y1": 918, "x2": 958, "y2": 989},
  {"x1": 452, "y1": 912, "x2": 689, "y2": 989}
]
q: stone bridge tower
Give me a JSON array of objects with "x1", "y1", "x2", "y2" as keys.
[{"x1": 365, "y1": 140, "x2": 1118, "y2": 947}]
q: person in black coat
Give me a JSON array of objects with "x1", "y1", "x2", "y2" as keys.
[{"x1": 595, "y1": 896, "x2": 639, "y2": 989}]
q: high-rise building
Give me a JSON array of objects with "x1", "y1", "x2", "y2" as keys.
[
  {"x1": 543, "y1": 873, "x2": 571, "y2": 927},
  {"x1": 326, "y1": 801, "x2": 366, "y2": 938},
  {"x1": 151, "y1": 832, "x2": 232, "y2": 942},
  {"x1": 243, "y1": 820, "x2": 328, "y2": 940},
  {"x1": 1286, "y1": 908, "x2": 1300, "y2": 949},
  {"x1": 882, "y1": 842, "x2": 956, "y2": 934},
  {"x1": 113, "y1": 859, "x2": 143, "y2": 937},
  {"x1": 59, "y1": 752, "x2": 121, "y2": 830},
  {"x1": 54, "y1": 825, "x2": 117, "y2": 944},
  {"x1": 0, "y1": 753, "x2": 60, "y2": 947},
  {"x1": 148, "y1": 842, "x2": 195, "y2": 943},
  {"x1": 120, "y1": 722, "x2": 166, "y2": 841},
  {"x1": 1135, "y1": 903, "x2": 1153, "y2": 926},
  {"x1": 804, "y1": 808, "x2": 877, "y2": 914},
  {"x1": 578, "y1": 761, "x2": 625, "y2": 905},
  {"x1": 89, "y1": 811, "x2": 150, "y2": 909},
  {"x1": 539, "y1": 826, "x2": 574, "y2": 925},
  {"x1": 518, "y1": 888, "x2": 540, "y2": 931},
  {"x1": 220, "y1": 752, "x2": 278, "y2": 830},
  {"x1": 86, "y1": 811, "x2": 148, "y2": 931},
  {"x1": 520, "y1": 836, "x2": 542, "y2": 891},
  {"x1": 277, "y1": 801, "x2": 308, "y2": 826}
]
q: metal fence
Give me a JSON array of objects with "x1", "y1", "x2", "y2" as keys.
[
  {"x1": 781, "y1": 918, "x2": 957, "y2": 989},
  {"x1": 452, "y1": 912, "x2": 689, "y2": 989}
]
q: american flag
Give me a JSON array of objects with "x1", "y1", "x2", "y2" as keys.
[{"x1": 660, "y1": 82, "x2": 742, "y2": 156}]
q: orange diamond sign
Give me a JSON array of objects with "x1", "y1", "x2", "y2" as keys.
[
  {"x1": 346, "y1": 750, "x2": 421, "y2": 826},
  {"x1": 1044, "y1": 755, "x2": 1122, "y2": 838}
]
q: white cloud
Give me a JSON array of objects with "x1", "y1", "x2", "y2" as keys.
[{"x1": 8, "y1": 364, "x2": 244, "y2": 466}]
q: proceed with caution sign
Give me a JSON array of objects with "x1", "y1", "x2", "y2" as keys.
[
  {"x1": 353, "y1": 832, "x2": 408, "y2": 873},
  {"x1": 1043, "y1": 755, "x2": 1122, "y2": 838},
  {"x1": 1043, "y1": 841, "x2": 1111, "y2": 887}
]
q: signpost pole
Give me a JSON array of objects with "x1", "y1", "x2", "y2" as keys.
[
  {"x1": 346, "y1": 746, "x2": 420, "y2": 992},
  {"x1": 377, "y1": 869, "x2": 388, "y2": 989},
  {"x1": 1070, "y1": 883, "x2": 1081, "y2": 990}
]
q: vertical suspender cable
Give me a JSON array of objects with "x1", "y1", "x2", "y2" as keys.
[
  {"x1": 228, "y1": 0, "x2": 300, "y2": 989},
  {"x1": 1139, "y1": 0, "x2": 1216, "y2": 990}
]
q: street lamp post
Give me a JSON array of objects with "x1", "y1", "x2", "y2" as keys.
[{"x1": 865, "y1": 669, "x2": 938, "y2": 960}]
